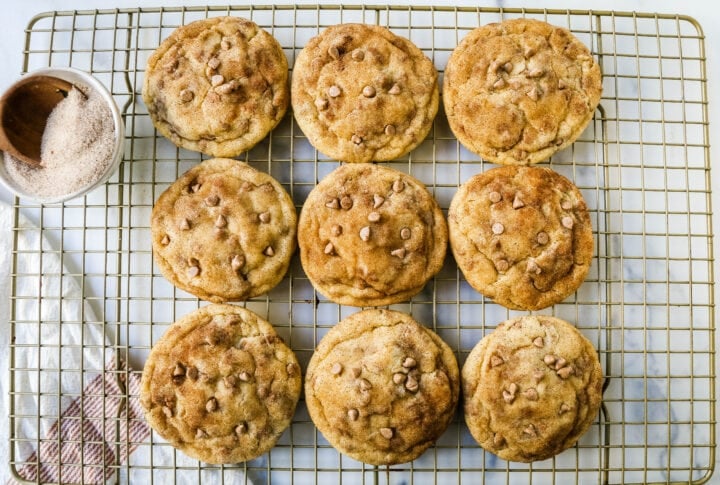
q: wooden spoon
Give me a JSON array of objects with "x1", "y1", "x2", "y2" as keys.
[{"x1": 0, "y1": 75, "x2": 75, "y2": 167}]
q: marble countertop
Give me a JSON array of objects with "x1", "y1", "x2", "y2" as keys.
[{"x1": 1, "y1": 1, "x2": 719, "y2": 483}]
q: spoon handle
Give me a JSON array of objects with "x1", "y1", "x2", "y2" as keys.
[{"x1": 0, "y1": 75, "x2": 75, "y2": 167}]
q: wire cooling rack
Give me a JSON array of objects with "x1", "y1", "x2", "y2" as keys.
[{"x1": 6, "y1": 5, "x2": 715, "y2": 484}]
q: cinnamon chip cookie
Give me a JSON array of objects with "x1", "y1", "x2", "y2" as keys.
[
  {"x1": 151, "y1": 158, "x2": 297, "y2": 302},
  {"x1": 291, "y1": 24, "x2": 439, "y2": 163},
  {"x1": 140, "y1": 304, "x2": 302, "y2": 464},
  {"x1": 448, "y1": 165, "x2": 593, "y2": 310},
  {"x1": 443, "y1": 18, "x2": 602, "y2": 165},
  {"x1": 462, "y1": 315, "x2": 603, "y2": 462},
  {"x1": 305, "y1": 309, "x2": 460, "y2": 465},
  {"x1": 143, "y1": 16, "x2": 289, "y2": 157},
  {"x1": 298, "y1": 163, "x2": 447, "y2": 306}
]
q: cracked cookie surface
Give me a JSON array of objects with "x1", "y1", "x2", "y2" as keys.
[
  {"x1": 462, "y1": 315, "x2": 603, "y2": 462},
  {"x1": 291, "y1": 23, "x2": 439, "y2": 163},
  {"x1": 143, "y1": 16, "x2": 289, "y2": 157},
  {"x1": 448, "y1": 165, "x2": 593, "y2": 310},
  {"x1": 140, "y1": 304, "x2": 301, "y2": 464},
  {"x1": 151, "y1": 158, "x2": 297, "y2": 302},
  {"x1": 298, "y1": 163, "x2": 447, "y2": 307},
  {"x1": 305, "y1": 309, "x2": 460, "y2": 465},
  {"x1": 443, "y1": 18, "x2": 602, "y2": 165}
]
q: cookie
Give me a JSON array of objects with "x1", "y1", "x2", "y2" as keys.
[
  {"x1": 448, "y1": 165, "x2": 593, "y2": 310},
  {"x1": 140, "y1": 304, "x2": 301, "y2": 464},
  {"x1": 151, "y1": 158, "x2": 297, "y2": 302},
  {"x1": 305, "y1": 309, "x2": 459, "y2": 465},
  {"x1": 443, "y1": 18, "x2": 602, "y2": 165},
  {"x1": 298, "y1": 163, "x2": 447, "y2": 306},
  {"x1": 142, "y1": 16, "x2": 289, "y2": 157},
  {"x1": 462, "y1": 315, "x2": 603, "y2": 462},
  {"x1": 291, "y1": 23, "x2": 439, "y2": 163}
]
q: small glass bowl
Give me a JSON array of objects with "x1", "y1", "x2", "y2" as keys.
[{"x1": 0, "y1": 67, "x2": 125, "y2": 204}]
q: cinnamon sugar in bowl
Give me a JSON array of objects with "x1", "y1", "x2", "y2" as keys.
[{"x1": 0, "y1": 67, "x2": 124, "y2": 203}]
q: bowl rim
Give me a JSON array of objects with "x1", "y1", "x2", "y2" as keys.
[{"x1": 0, "y1": 66, "x2": 125, "y2": 204}]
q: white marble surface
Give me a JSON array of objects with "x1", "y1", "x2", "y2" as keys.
[{"x1": 1, "y1": 0, "x2": 720, "y2": 483}]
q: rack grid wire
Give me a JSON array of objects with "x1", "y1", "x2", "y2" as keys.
[{"x1": 7, "y1": 5, "x2": 715, "y2": 485}]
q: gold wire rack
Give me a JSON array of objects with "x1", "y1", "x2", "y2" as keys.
[{"x1": 7, "y1": 5, "x2": 715, "y2": 484}]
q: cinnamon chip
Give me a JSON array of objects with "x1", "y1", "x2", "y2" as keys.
[
  {"x1": 340, "y1": 196, "x2": 353, "y2": 210},
  {"x1": 180, "y1": 89, "x2": 194, "y2": 102},
  {"x1": 315, "y1": 98, "x2": 329, "y2": 111},
  {"x1": 391, "y1": 248, "x2": 406, "y2": 258},
  {"x1": 496, "y1": 259, "x2": 509, "y2": 272},
  {"x1": 211, "y1": 74, "x2": 224, "y2": 87},
  {"x1": 359, "y1": 226, "x2": 371, "y2": 241},
  {"x1": 328, "y1": 85, "x2": 341, "y2": 97},
  {"x1": 556, "y1": 366, "x2": 574, "y2": 379},
  {"x1": 379, "y1": 427, "x2": 394, "y2": 439},
  {"x1": 362, "y1": 86, "x2": 377, "y2": 98},
  {"x1": 527, "y1": 68, "x2": 544, "y2": 78},
  {"x1": 523, "y1": 388, "x2": 539, "y2": 401},
  {"x1": 231, "y1": 254, "x2": 244, "y2": 272},
  {"x1": 405, "y1": 375, "x2": 419, "y2": 392}
]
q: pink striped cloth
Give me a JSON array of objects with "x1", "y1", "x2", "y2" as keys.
[{"x1": 10, "y1": 360, "x2": 149, "y2": 484}]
